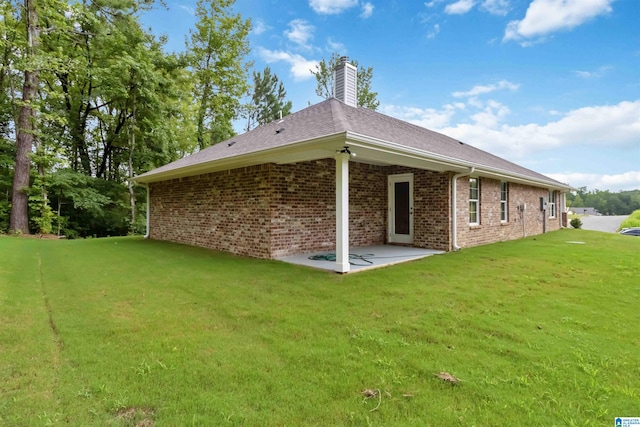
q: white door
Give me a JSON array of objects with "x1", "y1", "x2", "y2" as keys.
[{"x1": 388, "y1": 174, "x2": 414, "y2": 244}]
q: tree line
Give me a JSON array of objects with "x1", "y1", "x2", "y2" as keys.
[
  {"x1": 1, "y1": 0, "x2": 379, "y2": 237},
  {"x1": 567, "y1": 188, "x2": 640, "y2": 216}
]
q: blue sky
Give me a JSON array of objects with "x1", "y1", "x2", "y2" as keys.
[{"x1": 142, "y1": 0, "x2": 640, "y2": 191}]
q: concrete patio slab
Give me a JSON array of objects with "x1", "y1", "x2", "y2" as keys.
[{"x1": 277, "y1": 245, "x2": 445, "y2": 273}]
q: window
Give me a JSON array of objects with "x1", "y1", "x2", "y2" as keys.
[
  {"x1": 500, "y1": 182, "x2": 508, "y2": 222},
  {"x1": 469, "y1": 178, "x2": 479, "y2": 225},
  {"x1": 548, "y1": 191, "x2": 556, "y2": 218}
]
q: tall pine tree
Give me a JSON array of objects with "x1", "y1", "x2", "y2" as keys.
[{"x1": 245, "y1": 66, "x2": 292, "y2": 131}]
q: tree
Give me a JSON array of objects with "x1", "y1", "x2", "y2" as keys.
[
  {"x1": 570, "y1": 193, "x2": 584, "y2": 208},
  {"x1": 311, "y1": 52, "x2": 380, "y2": 110},
  {"x1": 0, "y1": 0, "x2": 196, "y2": 236},
  {"x1": 10, "y1": 0, "x2": 40, "y2": 234},
  {"x1": 568, "y1": 188, "x2": 640, "y2": 215},
  {"x1": 244, "y1": 66, "x2": 292, "y2": 131},
  {"x1": 0, "y1": 1, "x2": 21, "y2": 231},
  {"x1": 186, "y1": 0, "x2": 251, "y2": 148}
]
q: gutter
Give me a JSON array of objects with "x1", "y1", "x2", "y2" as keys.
[
  {"x1": 451, "y1": 167, "x2": 475, "y2": 251},
  {"x1": 141, "y1": 183, "x2": 150, "y2": 239}
]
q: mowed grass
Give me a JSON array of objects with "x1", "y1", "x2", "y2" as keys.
[{"x1": 0, "y1": 230, "x2": 638, "y2": 426}]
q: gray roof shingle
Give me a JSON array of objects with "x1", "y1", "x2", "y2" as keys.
[{"x1": 135, "y1": 98, "x2": 569, "y2": 188}]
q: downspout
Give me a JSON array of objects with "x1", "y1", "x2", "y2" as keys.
[
  {"x1": 142, "y1": 183, "x2": 150, "y2": 239},
  {"x1": 451, "y1": 167, "x2": 475, "y2": 251}
]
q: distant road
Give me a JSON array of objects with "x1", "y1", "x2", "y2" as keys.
[{"x1": 578, "y1": 215, "x2": 629, "y2": 233}]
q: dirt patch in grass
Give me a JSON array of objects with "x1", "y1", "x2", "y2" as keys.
[
  {"x1": 5, "y1": 233, "x2": 65, "y2": 240},
  {"x1": 115, "y1": 406, "x2": 155, "y2": 426}
]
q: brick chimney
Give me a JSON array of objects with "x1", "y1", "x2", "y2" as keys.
[{"x1": 333, "y1": 56, "x2": 358, "y2": 107}]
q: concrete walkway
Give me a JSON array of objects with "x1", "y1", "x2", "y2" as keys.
[{"x1": 578, "y1": 215, "x2": 628, "y2": 233}]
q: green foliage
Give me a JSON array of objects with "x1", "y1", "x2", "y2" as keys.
[
  {"x1": 570, "y1": 217, "x2": 582, "y2": 229},
  {"x1": 0, "y1": 139, "x2": 14, "y2": 232},
  {"x1": 0, "y1": 200, "x2": 9, "y2": 232},
  {"x1": 312, "y1": 52, "x2": 380, "y2": 110},
  {"x1": 1, "y1": 0, "x2": 206, "y2": 237},
  {"x1": 29, "y1": 199, "x2": 54, "y2": 234},
  {"x1": 1, "y1": 230, "x2": 638, "y2": 424},
  {"x1": 46, "y1": 169, "x2": 132, "y2": 237},
  {"x1": 619, "y1": 209, "x2": 640, "y2": 230},
  {"x1": 244, "y1": 66, "x2": 292, "y2": 131},
  {"x1": 187, "y1": 0, "x2": 251, "y2": 148},
  {"x1": 567, "y1": 187, "x2": 640, "y2": 215}
]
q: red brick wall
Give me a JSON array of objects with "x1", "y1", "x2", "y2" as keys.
[
  {"x1": 413, "y1": 170, "x2": 451, "y2": 251},
  {"x1": 149, "y1": 165, "x2": 273, "y2": 258},
  {"x1": 149, "y1": 160, "x2": 389, "y2": 259},
  {"x1": 148, "y1": 160, "x2": 562, "y2": 259},
  {"x1": 455, "y1": 177, "x2": 562, "y2": 248},
  {"x1": 349, "y1": 163, "x2": 387, "y2": 248},
  {"x1": 387, "y1": 167, "x2": 451, "y2": 251},
  {"x1": 268, "y1": 159, "x2": 387, "y2": 257},
  {"x1": 268, "y1": 160, "x2": 334, "y2": 257}
]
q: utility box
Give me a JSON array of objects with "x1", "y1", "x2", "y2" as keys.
[{"x1": 539, "y1": 197, "x2": 547, "y2": 211}]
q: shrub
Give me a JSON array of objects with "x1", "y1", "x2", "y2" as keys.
[
  {"x1": 570, "y1": 218, "x2": 583, "y2": 229},
  {"x1": 619, "y1": 210, "x2": 640, "y2": 230}
]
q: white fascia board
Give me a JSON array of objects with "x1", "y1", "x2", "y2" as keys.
[
  {"x1": 468, "y1": 168, "x2": 574, "y2": 191},
  {"x1": 345, "y1": 132, "x2": 572, "y2": 191},
  {"x1": 132, "y1": 133, "x2": 347, "y2": 184},
  {"x1": 345, "y1": 132, "x2": 472, "y2": 172}
]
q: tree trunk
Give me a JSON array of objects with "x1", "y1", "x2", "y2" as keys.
[
  {"x1": 128, "y1": 98, "x2": 136, "y2": 232},
  {"x1": 9, "y1": 0, "x2": 38, "y2": 234}
]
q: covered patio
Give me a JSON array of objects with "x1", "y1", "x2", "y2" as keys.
[{"x1": 277, "y1": 244, "x2": 445, "y2": 273}]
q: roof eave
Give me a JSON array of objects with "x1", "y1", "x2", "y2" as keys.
[
  {"x1": 133, "y1": 129, "x2": 573, "y2": 192},
  {"x1": 132, "y1": 133, "x2": 347, "y2": 184},
  {"x1": 345, "y1": 132, "x2": 573, "y2": 191}
]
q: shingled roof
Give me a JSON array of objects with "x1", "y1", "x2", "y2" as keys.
[{"x1": 134, "y1": 98, "x2": 570, "y2": 190}]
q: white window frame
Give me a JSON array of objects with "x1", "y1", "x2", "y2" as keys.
[
  {"x1": 548, "y1": 190, "x2": 556, "y2": 218},
  {"x1": 500, "y1": 182, "x2": 508, "y2": 223},
  {"x1": 469, "y1": 178, "x2": 480, "y2": 225}
]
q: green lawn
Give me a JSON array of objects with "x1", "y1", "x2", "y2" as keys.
[{"x1": 1, "y1": 230, "x2": 638, "y2": 426}]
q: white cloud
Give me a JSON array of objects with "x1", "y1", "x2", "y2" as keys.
[
  {"x1": 381, "y1": 96, "x2": 640, "y2": 174},
  {"x1": 445, "y1": 0, "x2": 476, "y2": 14},
  {"x1": 481, "y1": 0, "x2": 509, "y2": 15},
  {"x1": 178, "y1": 5, "x2": 195, "y2": 15},
  {"x1": 470, "y1": 100, "x2": 511, "y2": 128},
  {"x1": 327, "y1": 38, "x2": 346, "y2": 53},
  {"x1": 361, "y1": 2, "x2": 374, "y2": 18},
  {"x1": 452, "y1": 80, "x2": 519, "y2": 98},
  {"x1": 574, "y1": 65, "x2": 612, "y2": 79},
  {"x1": 252, "y1": 19, "x2": 271, "y2": 35},
  {"x1": 256, "y1": 47, "x2": 318, "y2": 81},
  {"x1": 427, "y1": 23, "x2": 441, "y2": 39},
  {"x1": 504, "y1": 0, "x2": 614, "y2": 44},
  {"x1": 309, "y1": 0, "x2": 358, "y2": 14},
  {"x1": 284, "y1": 19, "x2": 315, "y2": 50},
  {"x1": 379, "y1": 103, "x2": 464, "y2": 129},
  {"x1": 546, "y1": 171, "x2": 640, "y2": 192},
  {"x1": 437, "y1": 100, "x2": 640, "y2": 159}
]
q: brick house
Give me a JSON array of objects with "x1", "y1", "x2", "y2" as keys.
[{"x1": 133, "y1": 58, "x2": 572, "y2": 273}]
